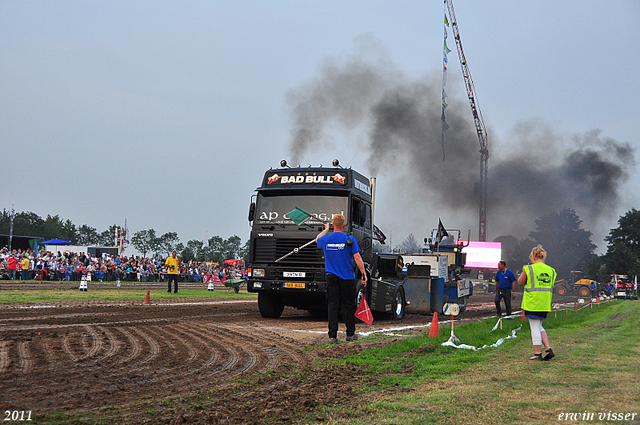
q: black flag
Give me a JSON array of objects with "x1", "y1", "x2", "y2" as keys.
[
  {"x1": 372, "y1": 224, "x2": 387, "y2": 245},
  {"x1": 435, "y1": 219, "x2": 449, "y2": 244}
]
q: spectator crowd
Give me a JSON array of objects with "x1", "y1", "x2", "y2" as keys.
[{"x1": 0, "y1": 247, "x2": 245, "y2": 284}]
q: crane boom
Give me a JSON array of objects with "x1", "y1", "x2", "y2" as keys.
[{"x1": 445, "y1": 0, "x2": 489, "y2": 241}]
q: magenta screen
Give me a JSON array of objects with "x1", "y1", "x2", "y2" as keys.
[{"x1": 462, "y1": 241, "x2": 502, "y2": 269}]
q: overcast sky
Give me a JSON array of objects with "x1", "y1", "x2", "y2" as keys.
[{"x1": 2, "y1": 1, "x2": 639, "y2": 254}]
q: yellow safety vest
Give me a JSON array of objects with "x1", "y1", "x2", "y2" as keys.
[{"x1": 521, "y1": 262, "x2": 555, "y2": 312}]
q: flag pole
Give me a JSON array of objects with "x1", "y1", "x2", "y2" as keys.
[{"x1": 275, "y1": 207, "x2": 331, "y2": 263}]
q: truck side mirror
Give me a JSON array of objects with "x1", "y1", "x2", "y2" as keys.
[{"x1": 248, "y1": 203, "x2": 256, "y2": 222}]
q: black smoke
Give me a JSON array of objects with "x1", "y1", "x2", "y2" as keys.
[{"x1": 286, "y1": 40, "x2": 635, "y2": 240}]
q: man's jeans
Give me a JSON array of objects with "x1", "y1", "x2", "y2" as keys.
[{"x1": 495, "y1": 288, "x2": 512, "y2": 316}]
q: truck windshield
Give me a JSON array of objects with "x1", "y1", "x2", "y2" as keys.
[{"x1": 254, "y1": 194, "x2": 348, "y2": 227}]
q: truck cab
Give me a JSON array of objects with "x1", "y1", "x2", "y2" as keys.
[{"x1": 246, "y1": 162, "x2": 374, "y2": 318}]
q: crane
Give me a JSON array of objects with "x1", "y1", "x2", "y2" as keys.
[{"x1": 444, "y1": 0, "x2": 489, "y2": 242}]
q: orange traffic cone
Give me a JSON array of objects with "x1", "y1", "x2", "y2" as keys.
[
  {"x1": 520, "y1": 310, "x2": 525, "y2": 321},
  {"x1": 144, "y1": 290, "x2": 150, "y2": 304},
  {"x1": 574, "y1": 302, "x2": 578, "y2": 311},
  {"x1": 428, "y1": 312, "x2": 439, "y2": 338}
]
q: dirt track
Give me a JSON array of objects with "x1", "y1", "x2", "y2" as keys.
[{"x1": 0, "y1": 285, "x2": 581, "y2": 423}]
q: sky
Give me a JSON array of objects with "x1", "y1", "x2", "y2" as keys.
[{"x1": 2, "y1": 1, "x2": 639, "y2": 254}]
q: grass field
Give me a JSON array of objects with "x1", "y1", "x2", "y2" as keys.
[
  {"x1": 314, "y1": 299, "x2": 640, "y2": 424},
  {"x1": 0, "y1": 287, "x2": 256, "y2": 304}
]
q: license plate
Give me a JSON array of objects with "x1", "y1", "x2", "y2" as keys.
[
  {"x1": 284, "y1": 282, "x2": 305, "y2": 289},
  {"x1": 283, "y1": 271, "x2": 306, "y2": 278}
]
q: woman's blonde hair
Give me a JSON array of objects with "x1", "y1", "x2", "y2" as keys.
[{"x1": 529, "y1": 245, "x2": 547, "y2": 262}]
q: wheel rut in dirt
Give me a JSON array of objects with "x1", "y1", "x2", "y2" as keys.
[
  {"x1": 0, "y1": 299, "x2": 305, "y2": 413},
  {"x1": 0, "y1": 291, "x2": 581, "y2": 418}
]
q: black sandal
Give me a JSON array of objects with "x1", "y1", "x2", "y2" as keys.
[
  {"x1": 529, "y1": 353, "x2": 542, "y2": 361},
  {"x1": 543, "y1": 348, "x2": 555, "y2": 361}
]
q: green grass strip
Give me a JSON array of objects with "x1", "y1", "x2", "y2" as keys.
[
  {"x1": 0, "y1": 288, "x2": 256, "y2": 304},
  {"x1": 316, "y1": 300, "x2": 640, "y2": 424}
]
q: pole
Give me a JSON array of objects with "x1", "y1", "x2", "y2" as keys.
[
  {"x1": 275, "y1": 238, "x2": 317, "y2": 263},
  {"x1": 9, "y1": 205, "x2": 15, "y2": 252}
]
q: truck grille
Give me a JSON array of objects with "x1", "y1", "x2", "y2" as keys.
[{"x1": 254, "y1": 238, "x2": 324, "y2": 264}]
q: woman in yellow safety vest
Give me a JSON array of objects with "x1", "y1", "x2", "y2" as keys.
[{"x1": 517, "y1": 245, "x2": 556, "y2": 361}]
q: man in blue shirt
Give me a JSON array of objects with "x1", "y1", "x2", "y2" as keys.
[
  {"x1": 316, "y1": 214, "x2": 367, "y2": 343},
  {"x1": 605, "y1": 282, "x2": 613, "y2": 296},
  {"x1": 494, "y1": 261, "x2": 517, "y2": 317}
]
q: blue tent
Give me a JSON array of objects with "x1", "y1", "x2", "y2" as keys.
[{"x1": 39, "y1": 239, "x2": 73, "y2": 245}]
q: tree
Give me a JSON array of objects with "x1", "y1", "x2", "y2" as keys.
[
  {"x1": 180, "y1": 244, "x2": 196, "y2": 262},
  {"x1": 603, "y1": 208, "x2": 640, "y2": 278},
  {"x1": 494, "y1": 235, "x2": 536, "y2": 273},
  {"x1": 581, "y1": 254, "x2": 607, "y2": 283},
  {"x1": 221, "y1": 235, "x2": 243, "y2": 260},
  {"x1": 158, "y1": 232, "x2": 180, "y2": 257},
  {"x1": 0, "y1": 210, "x2": 45, "y2": 237},
  {"x1": 76, "y1": 225, "x2": 100, "y2": 246},
  {"x1": 97, "y1": 225, "x2": 120, "y2": 247},
  {"x1": 131, "y1": 229, "x2": 158, "y2": 258},
  {"x1": 398, "y1": 233, "x2": 420, "y2": 255},
  {"x1": 43, "y1": 215, "x2": 78, "y2": 242},
  {"x1": 529, "y1": 209, "x2": 596, "y2": 280},
  {"x1": 239, "y1": 240, "x2": 250, "y2": 264}
]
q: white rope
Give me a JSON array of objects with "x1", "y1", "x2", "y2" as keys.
[{"x1": 442, "y1": 326, "x2": 522, "y2": 351}]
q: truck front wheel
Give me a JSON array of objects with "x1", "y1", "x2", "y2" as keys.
[
  {"x1": 258, "y1": 292, "x2": 285, "y2": 318},
  {"x1": 391, "y1": 286, "x2": 406, "y2": 320}
]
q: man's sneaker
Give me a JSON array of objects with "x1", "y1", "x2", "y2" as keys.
[
  {"x1": 346, "y1": 334, "x2": 359, "y2": 342},
  {"x1": 329, "y1": 338, "x2": 339, "y2": 344}
]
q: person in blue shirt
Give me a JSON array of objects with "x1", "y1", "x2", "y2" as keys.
[
  {"x1": 494, "y1": 261, "x2": 517, "y2": 317},
  {"x1": 605, "y1": 282, "x2": 613, "y2": 296},
  {"x1": 316, "y1": 214, "x2": 367, "y2": 343}
]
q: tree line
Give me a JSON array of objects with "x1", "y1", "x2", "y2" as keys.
[
  {"x1": 496, "y1": 208, "x2": 640, "y2": 283},
  {"x1": 4, "y1": 207, "x2": 639, "y2": 279},
  {"x1": 0, "y1": 210, "x2": 248, "y2": 264}
]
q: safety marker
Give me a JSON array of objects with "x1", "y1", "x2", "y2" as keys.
[
  {"x1": 207, "y1": 281, "x2": 214, "y2": 291},
  {"x1": 521, "y1": 309, "x2": 526, "y2": 321},
  {"x1": 355, "y1": 296, "x2": 374, "y2": 325},
  {"x1": 574, "y1": 302, "x2": 578, "y2": 311},
  {"x1": 144, "y1": 290, "x2": 150, "y2": 304},
  {"x1": 597, "y1": 297, "x2": 600, "y2": 305},
  {"x1": 490, "y1": 316, "x2": 502, "y2": 332},
  {"x1": 428, "y1": 312, "x2": 439, "y2": 338},
  {"x1": 79, "y1": 276, "x2": 88, "y2": 292}
]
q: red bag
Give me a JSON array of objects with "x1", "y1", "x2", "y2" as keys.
[{"x1": 355, "y1": 296, "x2": 374, "y2": 325}]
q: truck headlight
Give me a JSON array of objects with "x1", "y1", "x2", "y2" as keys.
[
  {"x1": 253, "y1": 268, "x2": 265, "y2": 278},
  {"x1": 253, "y1": 282, "x2": 263, "y2": 288}
]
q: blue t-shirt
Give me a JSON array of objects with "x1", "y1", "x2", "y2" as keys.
[
  {"x1": 495, "y1": 269, "x2": 516, "y2": 290},
  {"x1": 317, "y1": 232, "x2": 360, "y2": 280}
]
